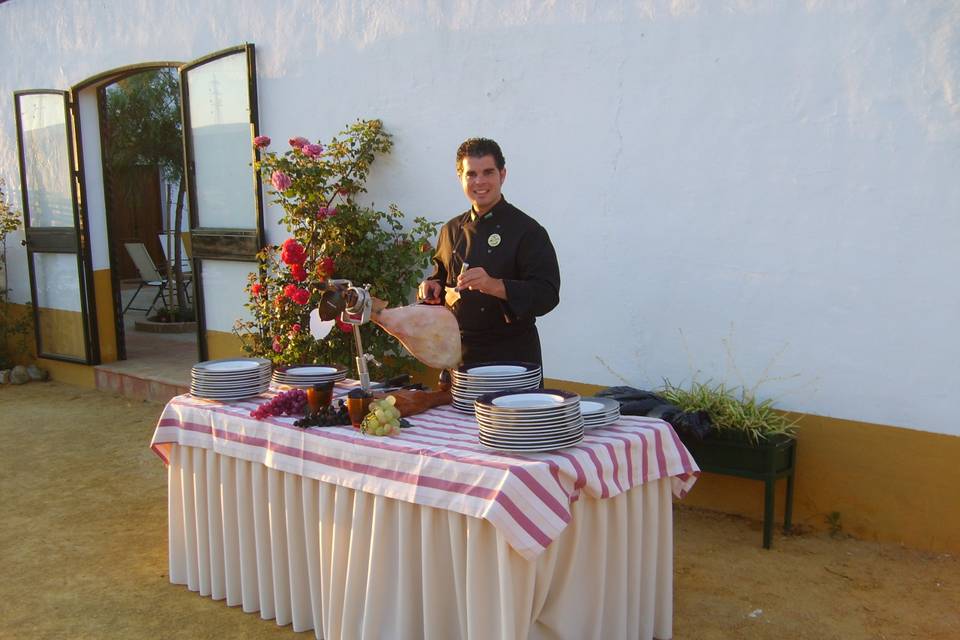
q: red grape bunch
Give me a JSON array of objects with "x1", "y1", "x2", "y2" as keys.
[{"x1": 250, "y1": 389, "x2": 308, "y2": 419}]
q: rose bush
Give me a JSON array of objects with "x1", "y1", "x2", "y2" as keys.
[{"x1": 234, "y1": 119, "x2": 439, "y2": 377}]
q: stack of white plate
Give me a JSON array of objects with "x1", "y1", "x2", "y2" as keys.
[
  {"x1": 271, "y1": 364, "x2": 347, "y2": 388},
  {"x1": 451, "y1": 362, "x2": 542, "y2": 413},
  {"x1": 474, "y1": 389, "x2": 584, "y2": 452},
  {"x1": 190, "y1": 358, "x2": 272, "y2": 400},
  {"x1": 580, "y1": 396, "x2": 621, "y2": 428}
]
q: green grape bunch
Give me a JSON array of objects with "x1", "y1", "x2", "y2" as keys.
[{"x1": 361, "y1": 395, "x2": 402, "y2": 436}]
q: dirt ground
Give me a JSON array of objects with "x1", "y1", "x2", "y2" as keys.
[{"x1": 1, "y1": 381, "x2": 957, "y2": 640}]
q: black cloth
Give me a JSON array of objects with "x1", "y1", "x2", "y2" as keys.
[
  {"x1": 595, "y1": 386, "x2": 715, "y2": 441},
  {"x1": 428, "y1": 197, "x2": 560, "y2": 367}
]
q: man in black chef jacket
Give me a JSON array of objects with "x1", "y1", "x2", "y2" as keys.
[{"x1": 418, "y1": 138, "x2": 561, "y2": 368}]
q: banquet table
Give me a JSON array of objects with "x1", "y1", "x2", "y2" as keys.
[{"x1": 150, "y1": 381, "x2": 699, "y2": 639}]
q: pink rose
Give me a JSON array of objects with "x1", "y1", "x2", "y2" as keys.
[
  {"x1": 253, "y1": 135, "x2": 271, "y2": 148},
  {"x1": 302, "y1": 143, "x2": 323, "y2": 158},
  {"x1": 316, "y1": 205, "x2": 337, "y2": 219},
  {"x1": 271, "y1": 170, "x2": 292, "y2": 192},
  {"x1": 289, "y1": 136, "x2": 309, "y2": 149},
  {"x1": 272, "y1": 337, "x2": 283, "y2": 353},
  {"x1": 291, "y1": 323, "x2": 301, "y2": 334}
]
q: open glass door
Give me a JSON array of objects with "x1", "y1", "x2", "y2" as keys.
[
  {"x1": 14, "y1": 90, "x2": 99, "y2": 364},
  {"x1": 179, "y1": 44, "x2": 264, "y2": 360}
]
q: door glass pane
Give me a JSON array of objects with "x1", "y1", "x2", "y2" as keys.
[
  {"x1": 18, "y1": 94, "x2": 74, "y2": 227},
  {"x1": 33, "y1": 252, "x2": 86, "y2": 359},
  {"x1": 201, "y1": 260, "x2": 256, "y2": 329},
  {"x1": 185, "y1": 52, "x2": 255, "y2": 229}
]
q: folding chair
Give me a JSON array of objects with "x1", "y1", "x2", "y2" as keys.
[
  {"x1": 122, "y1": 242, "x2": 168, "y2": 315},
  {"x1": 157, "y1": 232, "x2": 192, "y2": 275}
]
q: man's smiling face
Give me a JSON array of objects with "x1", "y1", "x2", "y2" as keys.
[{"x1": 459, "y1": 154, "x2": 506, "y2": 215}]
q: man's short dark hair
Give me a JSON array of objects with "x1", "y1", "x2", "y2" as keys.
[{"x1": 456, "y1": 138, "x2": 505, "y2": 174}]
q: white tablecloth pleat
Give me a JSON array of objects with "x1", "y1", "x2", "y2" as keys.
[{"x1": 168, "y1": 444, "x2": 674, "y2": 639}]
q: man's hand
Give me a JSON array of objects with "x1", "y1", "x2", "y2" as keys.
[
  {"x1": 417, "y1": 279, "x2": 442, "y2": 304},
  {"x1": 456, "y1": 267, "x2": 507, "y2": 301}
]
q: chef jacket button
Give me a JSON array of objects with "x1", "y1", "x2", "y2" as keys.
[
  {"x1": 487, "y1": 249, "x2": 492, "y2": 253},
  {"x1": 480, "y1": 307, "x2": 485, "y2": 312}
]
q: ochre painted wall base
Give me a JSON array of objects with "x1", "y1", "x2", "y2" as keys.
[
  {"x1": 37, "y1": 357, "x2": 96, "y2": 388},
  {"x1": 206, "y1": 330, "x2": 245, "y2": 360},
  {"x1": 678, "y1": 415, "x2": 960, "y2": 553},
  {"x1": 93, "y1": 269, "x2": 118, "y2": 363}
]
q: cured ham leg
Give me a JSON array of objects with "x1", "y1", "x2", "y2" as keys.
[
  {"x1": 371, "y1": 388, "x2": 453, "y2": 416},
  {"x1": 369, "y1": 297, "x2": 462, "y2": 369}
]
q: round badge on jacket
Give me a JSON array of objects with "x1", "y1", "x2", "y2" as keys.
[{"x1": 488, "y1": 233, "x2": 501, "y2": 247}]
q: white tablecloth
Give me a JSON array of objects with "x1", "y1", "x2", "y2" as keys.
[
  {"x1": 168, "y1": 444, "x2": 678, "y2": 639},
  {"x1": 152, "y1": 384, "x2": 699, "y2": 639}
]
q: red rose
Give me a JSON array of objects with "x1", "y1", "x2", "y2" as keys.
[
  {"x1": 290, "y1": 264, "x2": 307, "y2": 282},
  {"x1": 283, "y1": 283, "x2": 298, "y2": 300},
  {"x1": 280, "y1": 238, "x2": 306, "y2": 265},
  {"x1": 336, "y1": 318, "x2": 354, "y2": 333},
  {"x1": 251, "y1": 283, "x2": 263, "y2": 296},
  {"x1": 291, "y1": 288, "x2": 310, "y2": 305},
  {"x1": 316, "y1": 256, "x2": 335, "y2": 278}
]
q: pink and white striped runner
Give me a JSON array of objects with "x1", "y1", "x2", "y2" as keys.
[{"x1": 151, "y1": 382, "x2": 699, "y2": 560}]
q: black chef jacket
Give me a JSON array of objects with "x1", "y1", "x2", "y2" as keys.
[{"x1": 427, "y1": 197, "x2": 561, "y2": 367}]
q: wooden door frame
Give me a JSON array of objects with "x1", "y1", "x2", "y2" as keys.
[{"x1": 73, "y1": 61, "x2": 183, "y2": 361}]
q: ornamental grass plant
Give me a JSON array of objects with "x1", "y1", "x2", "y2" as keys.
[
  {"x1": 659, "y1": 380, "x2": 799, "y2": 445},
  {"x1": 233, "y1": 120, "x2": 439, "y2": 378}
]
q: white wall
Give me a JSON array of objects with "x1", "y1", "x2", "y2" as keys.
[{"x1": 1, "y1": 1, "x2": 957, "y2": 435}]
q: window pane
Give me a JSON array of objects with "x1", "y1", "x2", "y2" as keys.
[
  {"x1": 185, "y1": 53, "x2": 255, "y2": 229},
  {"x1": 18, "y1": 94, "x2": 74, "y2": 228},
  {"x1": 33, "y1": 252, "x2": 86, "y2": 359}
]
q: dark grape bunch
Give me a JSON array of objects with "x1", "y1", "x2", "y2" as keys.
[
  {"x1": 294, "y1": 400, "x2": 351, "y2": 428},
  {"x1": 250, "y1": 389, "x2": 308, "y2": 419}
]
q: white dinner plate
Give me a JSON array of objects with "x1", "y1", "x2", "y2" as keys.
[
  {"x1": 479, "y1": 431, "x2": 584, "y2": 452},
  {"x1": 476, "y1": 388, "x2": 580, "y2": 410},
  {"x1": 579, "y1": 397, "x2": 620, "y2": 415},
  {"x1": 479, "y1": 423, "x2": 584, "y2": 440},
  {"x1": 193, "y1": 358, "x2": 269, "y2": 373},
  {"x1": 451, "y1": 386, "x2": 539, "y2": 402},
  {"x1": 191, "y1": 384, "x2": 271, "y2": 394},
  {"x1": 583, "y1": 413, "x2": 620, "y2": 423},
  {"x1": 284, "y1": 366, "x2": 341, "y2": 376},
  {"x1": 199, "y1": 360, "x2": 259, "y2": 372},
  {"x1": 455, "y1": 361, "x2": 539, "y2": 376},
  {"x1": 452, "y1": 376, "x2": 541, "y2": 388},
  {"x1": 192, "y1": 369, "x2": 272, "y2": 380},
  {"x1": 192, "y1": 389, "x2": 270, "y2": 400},
  {"x1": 491, "y1": 393, "x2": 569, "y2": 409},
  {"x1": 465, "y1": 364, "x2": 528, "y2": 376},
  {"x1": 475, "y1": 410, "x2": 582, "y2": 428}
]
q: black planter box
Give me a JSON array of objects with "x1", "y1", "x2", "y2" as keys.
[{"x1": 681, "y1": 431, "x2": 797, "y2": 549}]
